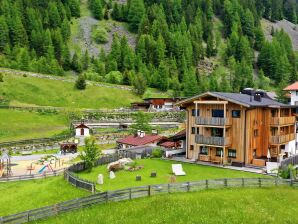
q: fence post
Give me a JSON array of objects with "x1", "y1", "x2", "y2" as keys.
[
  {"x1": 275, "y1": 178, "x2": 278, "y2": 186},
  {"x1": 148, "y1": 185, "x2": 151, "y2": 197},
  {"x1": 187, "y1": 182, "x2": 190, "y2": 192},
  {"x1": 168, "y1": 184, "x2": 171, "y2": 193},
  {"x1": 224, "y1": 179, "x2": 228, "y2": 187},
  {"x1": 290, "y1": 179, "x2": 293, "y2": 187},
  {"x1": 129, "y1": 188, "x2": 132, "y2": 200},
  {"x1": 27, "y1": 211, "x2": 30, "y2": 222},
  {"x1": 242, "y1": 178, "x2": 245, "y2": 187},
  {"x1": 105, "y1": 191, "x2": 109, "y2": 202},
  {"x1": 258, "y1": 178, "x2": 261, "y2": 188},
  {"x1": 206, "y1": 180, "x2": 208, "y2": 189}
]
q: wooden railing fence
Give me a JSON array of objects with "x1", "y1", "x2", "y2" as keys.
[
  {"x1": 0, "y1": 169, "x2": 64, "y2": 183},
  {"x1": 280, "y1": 154, "x2": 298, "y2": 168},
  {"x1": 0, "y1": 178, "x2": 296, "y2": 224}
]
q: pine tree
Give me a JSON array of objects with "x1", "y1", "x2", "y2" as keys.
[
  {"x1": 71, "y1": 52, "x2": 82, "y2": 73},
  {"x1": 0, "y1": 16, "x2": 9, "y2": 52},
  {"x1": 183, "y1": 69, "x2": 198, "y2": 97},
  {"x1": 75, "y1": 74, "x2": 86, "y2": 90},
  {"x1": 91, "y1": 0, "x2": 103, "y2": 20},
  {"x1": 82, "y1": 50, "x2": 90, "y2": 71},
  {"x1": 133, "y1": 74, "x2": 147, "y2": 96},
  {"x1": 128, "y1": 0, "x2": 145, "y2": 32}
]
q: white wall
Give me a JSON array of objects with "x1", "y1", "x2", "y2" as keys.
[
  {"x1": 75, "y1": 128, "x2": 90, "y2": 137},
  {"x1": 285, "y1": 139, "x2": 296, "y2": 156},
  {"x1": 290, "y1": 91, "x2": 298, "y2": 105}
]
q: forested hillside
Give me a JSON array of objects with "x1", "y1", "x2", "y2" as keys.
[{"x1": 0, "y1": 0, "x2": 298, "y2": 98}]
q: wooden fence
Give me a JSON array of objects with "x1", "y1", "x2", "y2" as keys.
[
  {"x1": 0, "y1": 178, "x2": 297, "y2": 224},
  {"x1": 280, "y1": 154, "x2": 298, "y2": 168},
  {"x1": 0, "y1": 169, "x2": 64, "y2": 183},
  {"x1": 63, "y1": 153, "x2": 147, "y2": 193}
]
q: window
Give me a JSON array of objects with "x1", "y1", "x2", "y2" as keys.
[
  {"x1": 190, "y1": 145, "x2": 194, "y2": 150},
  {"x1": 232, "y1": 110, "x2": 241, "y2": 118},
  {"x1": 200, "y1": 146, "x2": 208, "y2": 155},
  {"x1": 212, "y1": 109, "x2": 224, "y2": 118},
  {"x1": 192, "y1": 127, "x2": 199, "y2": 134},
  {"x1": 216, "y1": 148, "x2": 223, "y2": 157},
  {"x1": 228, "y1": 149, "x2": 237, "y2": 158},
  {"x1": 191, "y1": 127, "x2": 196, "y2": 134},
  {"x1": 296, "y1": 91, "x2": 298, "y2": 96},
  {"x1": 192, "y1": 109, "x2": 200, "y2": 117},
  {"x1": 211, "y1": 128, "x2": 223, "y2": 137},
  {"x1": 254, "y1": 129, "x2": 259, "y2": 137}
]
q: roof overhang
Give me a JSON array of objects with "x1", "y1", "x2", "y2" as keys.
[{"x1": 176, "y1": 92, "x2": 251, "y2": 108}]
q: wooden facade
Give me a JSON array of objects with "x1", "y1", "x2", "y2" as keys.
[{"x1": 180, "y1": 92, "x2": 295, "y2": 167}]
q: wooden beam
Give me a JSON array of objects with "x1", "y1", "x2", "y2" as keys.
[{"x1": 193, "y1": 101, "x2": 228, "y2": 104}]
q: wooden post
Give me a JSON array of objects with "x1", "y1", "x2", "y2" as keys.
[
  {"x1": 148, "y1": 185, "x2": 151, "y2": 197},
  {"x1": 187, "y1": 182, "x2": 190, "y2": 192},
  {"x1": 242, "y1": 178, "x2": 245, "y2": 187},
  {"x1": 206, "y1": 180, "x2": 208, "y2": 189},
  {"x1": 129, "y1": 188, "x2": 132, "y2": 200},
  {"x1": 224, "y1": 179, "x2": 227, "y2": 187},
  {"x1": 105, "y1": 191, "x2": 109, "y2": 202},
  {"x1": 258, "y1": 178, "x2": 261, "y2": 187},
  {"x1": 168, "y1": 184, "x2": 170, "y2": 193}
]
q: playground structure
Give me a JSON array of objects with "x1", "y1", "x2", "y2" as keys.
[
  {"x1": 0, "y1": 152, "x2": 12, "y2": 177},
  {"x1": 38, "y1": 164, "x2": 54, "y2": 174}
]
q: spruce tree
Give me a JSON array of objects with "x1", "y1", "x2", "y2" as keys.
[
  {"x1": 128, "y1": 0, "x2": 145, "y2": 32},
  {"x1": 75, "y1": 74, "x2": 86, "y2": 90}
]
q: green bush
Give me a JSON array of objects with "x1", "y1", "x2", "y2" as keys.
[
  {"x1": 92, "y1": 27, "x2": 109, "y2": 44},
  {"x1": 278, "y1": 164, "x2": 297, "y2": 179},
  {"x1": 0, "y1": 73, "x2": 3, "y2": 82},
  {"x1": 151, "y1": 147, "x2": 164, "y2": 158},
  {"x1": 105, "y1": 71, "x2": 123, "y2": 84}
]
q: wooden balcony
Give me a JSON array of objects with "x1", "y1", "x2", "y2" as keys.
[
  {"x1": 196, "y1": 117, "x2": 232, "y2": 126},
  {"x1": 195, "y1": 135, "x2": 231, "y2": 146},
  {"x1": 270, "y1": 133, "x2": 295, "y2": 145},
  {"x1": 270, "y1": 116, "x2": 295, "y2": 126}
]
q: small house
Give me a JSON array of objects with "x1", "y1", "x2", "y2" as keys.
[
  {"x1": 117, "y1": 130, "x2": 164, "y2": 149},
  {"x1": 131, "y1": 97, "x2": 185, "y2": 111},
  {"x1": 75, "y1": 122, "x2": 90, "y2": 137}
]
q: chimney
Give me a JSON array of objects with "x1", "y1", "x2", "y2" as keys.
[
  {"x1": 140, "y1": 131, "x2": 145, "y2": 138},
  {"x1": 254, "y1": 93, "x2": 262, "y2": 102}
]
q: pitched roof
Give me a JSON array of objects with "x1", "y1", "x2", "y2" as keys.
[
  {"x1": 159, "y1": 141, "x2": 177, "y2": 148},
  {"x1": 117, "y1": 134, "x2": 164, "y2": 146},
  {"x1": 177, "y1": 92, "x2": 288, "y2": 108},
  {"x1": 75, "y1": 123, "x2": 90, "y2": 129},
  {"x1": 284, "y1": 82, "x2": 298, "y2": 91}
]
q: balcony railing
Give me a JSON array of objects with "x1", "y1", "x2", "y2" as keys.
[
  {"x1": 270, "y1": 116, "x2": 295, "y2": 126},
  {"x1": 196, "y1": 117, "x2": 232, "y2": 126},
  {"x1": 270, "y1": 133, "x2": 295, "y2": 144},
  {"x1": 195, "y1": 135, "x2": 231, "y2": 146}
]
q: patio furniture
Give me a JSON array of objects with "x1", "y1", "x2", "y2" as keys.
[{"x1": 172, "y1": 164, "x2": 186, "y2": 176}]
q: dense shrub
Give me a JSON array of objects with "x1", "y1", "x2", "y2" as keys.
[
  {"x1": 151, "y1": 147, "x2": 164, "y2": 158},
  {"x1": 92, "y1": 27, "x2": 109, "y2": 44}
]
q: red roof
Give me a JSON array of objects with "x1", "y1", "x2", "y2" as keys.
[
  {"x1": 117, "y1": 134, "x2": 164, "y2": 146},
  {"x1": 160, "y1": 141, "x2": 176, "y2": 148},
  {"x1": 284, "y1": 82, "x2": 298, "y2": 91}
]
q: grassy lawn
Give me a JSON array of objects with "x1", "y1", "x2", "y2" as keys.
[
  {"x1": 0, "y1": 109, "x2": 68, "y2": 142},
  {"x1": 37, "y1": 187, "x2": 298, "y2": 224},
  {"x1": 0, "y1": 74, "x2": 141, "y2": 109},
  {"x1": 77, "y1": 159, "x2": 265, "y2": 191},
  {"x1": 0, "y1": 176, "x2": 89, "y2": 216}
]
